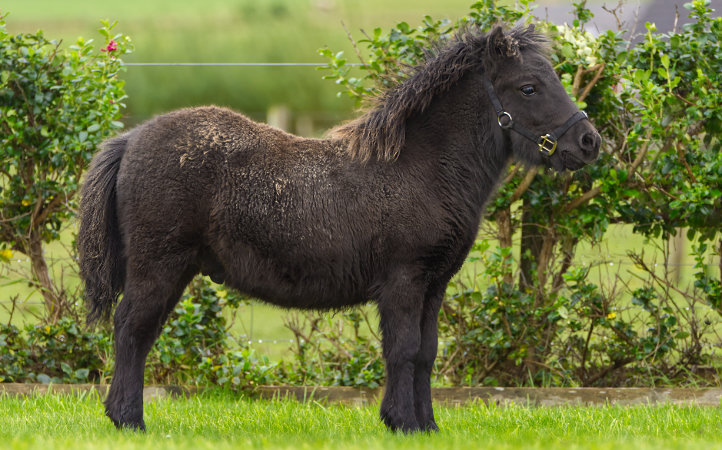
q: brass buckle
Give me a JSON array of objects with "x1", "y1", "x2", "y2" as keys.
[{"x1": 538, "y1": 134, "x2": 557, "y2": 156}]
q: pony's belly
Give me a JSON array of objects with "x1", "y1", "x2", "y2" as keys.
[
  {"x1": 227, "y1": 276, "x2": 369, "y2": 310},
  {"x1": 217, "y1": 253, "x2": 369, "y2": 310},
  {"x1": 210, "y1": 230, "x2": 374, "y2": 309}
]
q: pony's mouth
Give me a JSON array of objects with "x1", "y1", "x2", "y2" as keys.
[{"x1": 560, "y1": 150, "x2": 588, "y2": 171}]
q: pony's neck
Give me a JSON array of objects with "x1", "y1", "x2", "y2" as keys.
[{"x1": 402, "y1": 71, "x2": 511, "y2": 210}]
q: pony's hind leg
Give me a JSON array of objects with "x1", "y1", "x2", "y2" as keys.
[{"x1": 105, "y1": 252, "x2": 196, "y2": 431}]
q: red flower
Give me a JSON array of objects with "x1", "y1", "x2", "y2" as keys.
[{"x1": 101, "y1": 40, "x2": 118, "y2": 53}]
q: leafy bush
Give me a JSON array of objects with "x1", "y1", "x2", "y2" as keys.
[
  {"x1": 0, "y1": 16, "x2": 131, "y2": 320},
  {"x1": 438, "y1": 249, "x2": 712, "y2": 387},
  {"x1": 0, "y1": 318, "x2": 112, "y2": 383},
  {"x1": 0, "y1": 323, "x2": 27, "y2": 382},
  {"x1": 146, "y1": 278, "x2": 277, "y2": 389},
  {"x1": 280, "y1": 310, "x2": 385, "y2": 388},
  {"x1": 437, "y1": 242, "x2": 568, "y2": 385},
  {"x1": 0, "y1": 277, "x2": 276, "y2": 387}
]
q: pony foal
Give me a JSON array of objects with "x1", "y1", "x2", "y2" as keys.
[{"x1": 78, "y1": 25, "x2": 600, "y2": 433}]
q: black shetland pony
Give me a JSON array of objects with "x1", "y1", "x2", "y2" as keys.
[{"x1": 78, "y1": 25, "x2": 600, "y2": 433}]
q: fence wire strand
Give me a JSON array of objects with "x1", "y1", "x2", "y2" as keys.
[{"x1": 123, "y1": 62, "x2": 362, "y2": 66}]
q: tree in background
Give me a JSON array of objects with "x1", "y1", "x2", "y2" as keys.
[{"x1": 0, "y1": 15, "x2": 131, "y2": 321}]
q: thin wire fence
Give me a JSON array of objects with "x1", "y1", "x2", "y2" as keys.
[
  {"x1": 123, "y1": 62, "x2": 363, "y2": 66},
  {"x1": 125, "y1": 62, "x2": 328, "y2": 66}
]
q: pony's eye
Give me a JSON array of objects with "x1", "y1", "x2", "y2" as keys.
[{"x1": 520, "y1": 85, "x2": 536, "y2": 96}]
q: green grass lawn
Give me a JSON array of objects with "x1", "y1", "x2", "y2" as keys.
[{"x1": 1, "y1": 390, "x2": 722, "y2": 449}]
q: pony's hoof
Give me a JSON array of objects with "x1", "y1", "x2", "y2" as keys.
[
  {"x1": 380, "y1": 410, "x2": 421, "y2": 434},
  {"x1": 110, "y1": 417, "x2": 146, "y2": 432},
  {"x1": 422, "y1": 420, "x2": 439, "y2": 433},
  {"x1": 106, "y1": 408, "x2": 146, "y2": 432}
]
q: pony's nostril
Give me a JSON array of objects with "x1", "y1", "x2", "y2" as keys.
[{"x1": 580, "y1": 131, "x2": 600, "y2": 159}]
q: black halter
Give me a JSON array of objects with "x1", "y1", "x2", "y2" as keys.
[{"x1": 481, "y1": 73, "x2": 589, "y2": 157}]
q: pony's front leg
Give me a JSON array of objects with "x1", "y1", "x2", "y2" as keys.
[
  {"x1": 377, "y1": 269, "x2": 424, "y2": 433},
  {"x1": 413, "y1": 286, "x2": 444, "y2": 432}
]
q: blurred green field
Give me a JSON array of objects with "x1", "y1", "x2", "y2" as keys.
[
  {"x1": 1, "y1": 0, "x2": 485, "y2": 131},
  {"x1": 2, "y1": 0, "x2": 648, "y2": 131}
]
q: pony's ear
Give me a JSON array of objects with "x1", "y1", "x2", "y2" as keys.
[
  {"x1": 488, "y1": 25, "x2": 520, "y2": 59},
  {"x1": 488, "y1": 25, "x2": 506, "y2": 56}
]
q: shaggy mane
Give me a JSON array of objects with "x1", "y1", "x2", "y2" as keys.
[{"x1": 330, "y1": 25, "x2": 549, "y2": 162}]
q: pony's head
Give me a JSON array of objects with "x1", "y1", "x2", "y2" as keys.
[
  {"x1": 333, "y1": 24, "x2": 600, "y2": 171},
  {"x1": 481, "y1": 25, "x2": 600, "y2": 171}
]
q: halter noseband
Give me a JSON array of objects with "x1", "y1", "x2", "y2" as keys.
[{"x1": 481, "y1": 73, "x2": 589, "y2": 157}]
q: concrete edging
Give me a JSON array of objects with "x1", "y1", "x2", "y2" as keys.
[{"x1": 1, "y1": 384, "x2": 721, "y2": 407}]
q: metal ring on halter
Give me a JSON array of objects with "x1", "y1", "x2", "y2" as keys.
[{"x1": 497, "y1": 111, "x2": 513, "y2": 129}]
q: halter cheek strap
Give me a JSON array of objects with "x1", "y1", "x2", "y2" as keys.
[{"x1": 481, "y1": 73, "x2": 589, "y2": 157}]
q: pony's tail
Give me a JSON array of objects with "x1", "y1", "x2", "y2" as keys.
[{"x1": 78, "y1": 134, "x2": 129, "y2": 325}]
